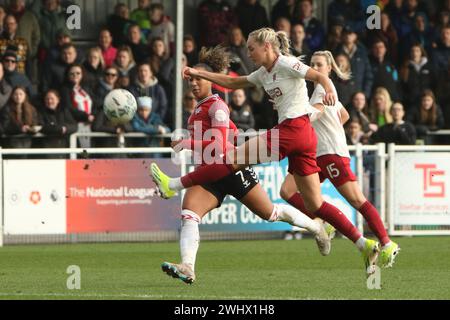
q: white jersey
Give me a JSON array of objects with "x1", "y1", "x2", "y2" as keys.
[
  {"x1": 247, "y1": 55, "x2": 311, "y2": 124},
  {"x1": 309, "y1": 83, "x2": 350, "y2": 158}
]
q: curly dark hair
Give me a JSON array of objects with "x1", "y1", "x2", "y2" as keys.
[{"x1": 197, "y1": 45, "x2": 230, "y2": 73}]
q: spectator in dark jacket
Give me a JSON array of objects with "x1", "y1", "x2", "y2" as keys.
[
  {"x1": 113, "y1": 45, "x2": 137, "y2": 88},
  {"x1": 371, "y1": 102, "x2": 416, "y2": 145},
  {"x1": 336, "y1": 29, "x2": 373, "y2": 98},
  {"x1": 91, "y1": 106, "x2": 133, "y2": 149},
  {"x1": 0, "y1": 85, "x2": 39, "y2": 149},
  {"x1": 42, "y1": 43, "x2": 78, "y2": 93},
  {"x1": 407, "y1": 89, "x2": 445, "y2": 139},
  {"x1": 399, "y1": 44, "x2": 435, "y2": 110},
  {"x1": 37, "y1": 89, "x2": 77, "y2": 150},
  {"x1": 366, "y1": 12, "x2": 399, "y2": 65},
  {"x1": 369, "y1": 39, "x2": 402, "y2": 102},
  {"x1": 230, "y1": 89, "x2": 255, "y2": 131},
  {"x1": 401, "y1": 12, "x2": 435, "y2": 59},
  {"x1": 106, "y1": 3, "x2": 133, "y2": 48},
  {"x1": 128, "y1": 62, "x2": 168, "y2": 121},
  {"x1": 197, "y1": 0, "x2": 237, "y2": 47},
  {"x1": 82, "y1": 47, "x2": 105, "y2": 92},
  {"x1": 292, "y1": 0, "x2": 325, "y2": 51},
  {"x1": 2, "y1": 50, "x2": 34, "y2": 98},
  {"x1": 126, "y1": 23, "x2": 150, "y2": 64},
  {"x1": 290, "y1": 23, "x2": 311, "y2": 60},
  {"x1": 235, "y1": 0, "x2": 270, "y2": 38},
  {"x1": 431, "y1": 26, "x2": 450, "y2": 78},
  {"x1": 94, "y1": 66, "x2": 120, "y2": 104},
  {"x1": 183, "y1": 34, "x2": 198, "y2": 67}
]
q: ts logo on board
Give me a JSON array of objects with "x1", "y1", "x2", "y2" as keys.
[{"x1": 414, "y1": 164, "x2": 446, "y2": 198}]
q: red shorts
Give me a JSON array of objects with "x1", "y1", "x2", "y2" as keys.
[
  {"x1": 262, "y1": 115, "x2": 320, "y2": 176},
  {"x1": 317, "y1": 154, "x2": 357, "y2": 187}
]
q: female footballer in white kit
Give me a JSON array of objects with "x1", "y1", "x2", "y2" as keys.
[
  {"x1": 151, "y1": 28, "x2": 379, "y2": 273},
  {"x1": 280, "y1": 51, "x2": 400, "y2": 269}
]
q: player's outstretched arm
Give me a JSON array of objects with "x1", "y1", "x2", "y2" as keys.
[
  {"x1": 182, "y1": 67, "x2": 253, "y2": 89},
  {"x1": 304, "y1": 68, "x2": 336, "y2": 106}
]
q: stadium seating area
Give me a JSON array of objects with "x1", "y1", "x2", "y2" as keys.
[{"x1": 0, "y1": 0, "x2": 448, "y2": 155}]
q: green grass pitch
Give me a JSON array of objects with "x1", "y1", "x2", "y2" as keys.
[{"x1": 0, "y1": 236, "x2": 449, "y2": 300}]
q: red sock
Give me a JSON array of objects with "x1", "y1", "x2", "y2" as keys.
[
  {"x1": 287, "y1": 193, "x2": 317, "y2": 219},
  {"x1": 314, "y1": 201, "x2": 361, "y2": 243},
  {"x1": 181, "y1": 164, "x2": 234, "y2": 188},
  {"x1": 359, "y1": 201, "x2": 390, "y2": 246}
]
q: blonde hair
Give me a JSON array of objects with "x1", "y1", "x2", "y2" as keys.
[
  {"x1": 248, "y1": 27, "x2": 291, "y2": 56},
  {"x1": 369, "y1": 87, "x2": 393, "y2": 124},
  {"x1": 87, "y1": 46, "x2": 105, "y2": 68},
  {"x1": 312, "y1": 50, "x2": 351, "y2": 80}
]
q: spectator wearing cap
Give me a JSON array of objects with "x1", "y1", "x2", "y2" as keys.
[
  {"x1": 234, "y1": 0, "x2": 270, "y2": 39},
  {"x1": 369, "y1": 39, "x2": 402, "y2": 102},
  {"x1": 131, "y1": 96, "x2": 170, "y2": 151},
  {"x1": 41, "y1": 43, "x2": 78, "y2": 93},
  {"x1": 98, "y1": 28, "x2": 117, "y2": 68},
  {"x1": 2, "y1": 51, "x2": 34, "y2": 98},
  {"x1": 336, "y1": 28, "x2": 373, "y2": 98},
  {"x1": 128, "y1": 63, "x2": 168, "y2": 121},
  {"x1": 130, "y1": 0, "x2": 152, "y2": 38},
  {"x1": 0, "y1": 14, "x2": 29, "y2": 74},
  {"x1": 0, "y1": 62, "x2": 12, "y2": 110},
  {"x1": 31, "y1": 0, "x2": 70, "y2": 63},
  {"x1": 292, "y1": 0, "x2": 325, "y2": 51}
]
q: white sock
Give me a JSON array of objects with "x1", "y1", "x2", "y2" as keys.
[
  {"x1": 180, "y1": 210, "x2": 200, "y2": 271},
  {"x1": 271, "y1": 204, "x2": 321, "y2": 235},
  {"x1": 382, "y1": 241, "x2": 391, "y2": 250},
  {"x1": 169, "y1": 178, "x2": 184, "y2": 191},
  {"x1": 355, "y1": 236, "x2": 367, "y2": 251}
]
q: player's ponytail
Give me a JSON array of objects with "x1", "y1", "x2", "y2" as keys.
[
  {"x1": 313, "y1": 51, "x2": 351, "y2": 81},
  {"x1": 249, "y1": 27, "x2": 292, "y2": 57},
  {"x1": 196, "y1": 45, "x2": 230, "y2": 73}
]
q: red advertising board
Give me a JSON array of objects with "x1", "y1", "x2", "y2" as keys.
[{"x1": 66, "y1": 159, "x2": 181, "y2": 233}]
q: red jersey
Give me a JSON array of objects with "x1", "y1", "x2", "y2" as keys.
[{"x1": 183, "y1": 94, "x2": 237, "y2": 163}]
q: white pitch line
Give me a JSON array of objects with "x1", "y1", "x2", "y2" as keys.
[{"x1": 0, "y1": 292, "x2": 311, "y2": 300}]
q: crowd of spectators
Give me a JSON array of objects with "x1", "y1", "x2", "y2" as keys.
[{"x1": 0, "y1": 0, "x2": 448, "y2": 157}]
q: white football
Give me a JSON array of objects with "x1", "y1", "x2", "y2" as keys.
[{"x1": 103, "y1": 89, "x2": 137, "y2": 124}]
